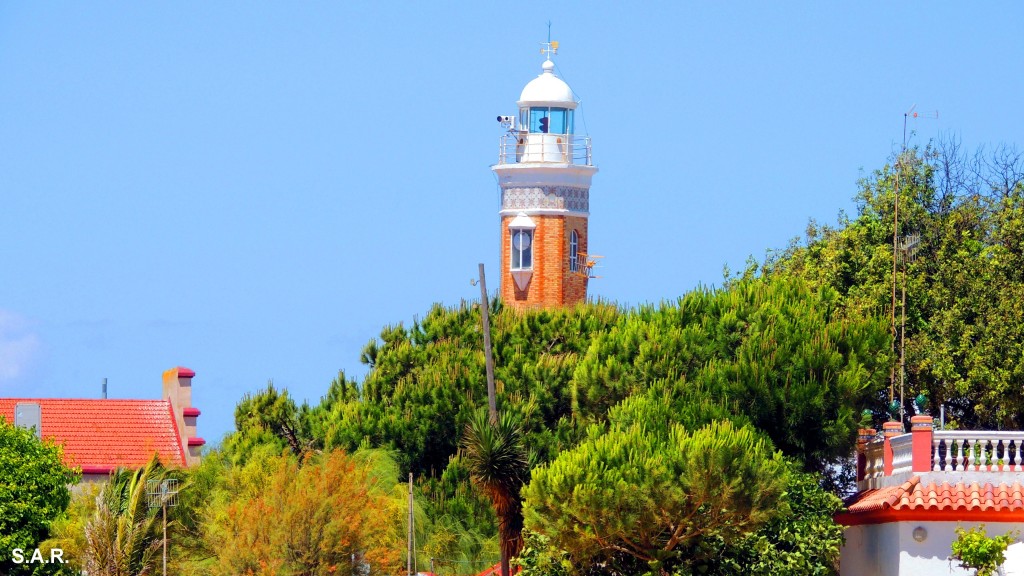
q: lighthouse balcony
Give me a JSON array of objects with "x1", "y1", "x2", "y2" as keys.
[{"x1": 497, "y1": 132, "x2": 593, "y2": 166}]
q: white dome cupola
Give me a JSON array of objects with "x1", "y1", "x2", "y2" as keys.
[{"x1": 518, "y1": 60, "x2": 576, "y2": 107}]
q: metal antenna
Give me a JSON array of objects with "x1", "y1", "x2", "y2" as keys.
[
  {"x1": 147, "y1": 478, "x2": 180, "y2": 576},
  {"x1": 903, "y1": 104, "x2": 916, "y2": 150},
  {"x1": 903, "y1": 104, "x2": 939, "y2": 149},
  {"x1": 897, "y1": 233, "x2": 921, "y2": 422}
]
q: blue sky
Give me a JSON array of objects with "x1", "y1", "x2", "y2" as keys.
[{"x1": 2, "y1": 3, "x2": 1023, "y2": 443}]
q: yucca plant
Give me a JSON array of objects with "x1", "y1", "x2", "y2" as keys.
[{"x1": 462, "y1": 410, "x2": 529, "y2": 576}]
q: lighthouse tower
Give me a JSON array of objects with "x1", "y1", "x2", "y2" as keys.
[{"x1": 492, "y1": 45, "x2": 597, "y2": 309}]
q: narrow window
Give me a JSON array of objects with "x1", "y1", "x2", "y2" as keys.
[
  {"x1": 569, "y1": 230, "x2": 579, "y2": 272},
  {"x1": 549, "y1": 108, "x2": 567, "y2": 134},
  {"x1": 511, "y1": 230, "x2": 533, "y2": 270},
  {"x1": 530, "y1": 107, "x2": 550, "y2": 133}
]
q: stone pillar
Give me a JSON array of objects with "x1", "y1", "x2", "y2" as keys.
[
  {"x1": 882, "y1": 421, "x2": 903, "y2": 476},
  {"x1": 911, "y1": 415, "x2": 934, "y2": 472},
  {"x1": 856, "y1": 428, "x2": 877, "y2": 481}
]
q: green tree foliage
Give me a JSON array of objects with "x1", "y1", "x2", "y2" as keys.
[
  {"x1": 763, "y1": 141, "x2": 1024, "y2": 428},
  {"x1": 572, "y1": 277, "x2": 890, "y2": 476},
  {"x1": 416, "y1": 454, "x2": 501, "y2": 574},
  {"x1": 515, "y1": 530, "x2": 571, "y2": 576},
  {"x1": 0, "y1": 418, "x2": 79, "y2": 576},
  {"x1": 317, "y1": 301, "x2": 621, "y2": 478},
  {"x1": 523, "y1": 394, "x2": 788, "y2": 576},
  {"x1": 701, "y1": 465, "x2": 845, "y2": 576},
  {"x1": 951, "y1": 525, "x2": 1018, "y2": 576},
  {"x1": 228, "y1": 382, "x2": 308, "y2": 460}
]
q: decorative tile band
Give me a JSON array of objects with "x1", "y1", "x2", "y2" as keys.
[{"x1": 502, "y1": 186, "x2": 589, "y2": 212}]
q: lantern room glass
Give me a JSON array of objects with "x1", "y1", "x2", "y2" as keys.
[{"x1": 526, "y1": 107, "x2": 573, "y2": 135}]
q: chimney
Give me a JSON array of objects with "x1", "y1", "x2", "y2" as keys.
[
  {"x1": 162, "y1": 366, "x2": 204, "y2": 466},
  {"x1": 102, "y1": 377, "x2": 107, "y2": 399}
]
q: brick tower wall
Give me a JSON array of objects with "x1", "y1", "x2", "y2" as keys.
[
  {"x1": 501, "y1": 214, "x2": 589, "y2": 309},
  {"x1": 563, "y1": 215, "x2": 588, "y2": 305}
]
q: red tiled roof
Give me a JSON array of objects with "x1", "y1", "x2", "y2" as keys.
[
  {"x1": 0, "y1": 398, "x2": 186, "y2": 473},
  {"x1": 838, "y1": 475, "x2": 1024, "y2": 525}
]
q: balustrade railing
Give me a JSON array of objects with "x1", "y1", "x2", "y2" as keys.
[
  {"x1": 864, "y1": 440, "x2": 885, "y2": 480},
  {"x1": 858, "y1": 425, "x2": 1024, "y2": 484},
  {"x1": 932, "y1": 431, "x2": 1024, "y2": 472},
  {"x1": 890, "y1": 434, "x2": 914, "y2": 475}
]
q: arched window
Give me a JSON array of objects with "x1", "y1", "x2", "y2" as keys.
[{"x1": 569, "y1": 230, "x2": 579, "y2": 273}]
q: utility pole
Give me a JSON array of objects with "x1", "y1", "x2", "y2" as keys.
[
  {"x1": 478, "y1": 263, "x2": 498, "y2": 424},
  {"x1": 890, "y1": 167, "x2": 900, "y2": 407},
  {"x1": 408, "y1": 473, "x2": 414, "y2": 576},
  {"x1": 163, "y1": 497, "x2": 168, "y2": 576}
]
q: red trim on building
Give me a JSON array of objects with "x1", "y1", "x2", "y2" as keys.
[
  {"x1": 80, "y1": 465, "x2": 115, "y2": 475},
  {"x1": 167, "y1": 400, "x2": 188, "y2": 465},
  {"x1": 183, "y1": 407, "x2": 201, "y2": 417},
  {"x1": 188, "y1": 437, "x2": 206, "y2": 446},
  {"x1": 175, "y1": 367, "x2": 196, "y2": 378}
]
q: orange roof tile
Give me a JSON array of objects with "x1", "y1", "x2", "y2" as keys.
[
  {"x1": 839, "y1": 475, "x2": 1024, "y2": 525},
  {"x1": 0, "y1": 398, "x2": 186, "y2": 473}
]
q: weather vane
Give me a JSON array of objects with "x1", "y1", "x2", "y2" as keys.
[{"x1": 540, "y1": 21, "x2": 559, "y2": 59}]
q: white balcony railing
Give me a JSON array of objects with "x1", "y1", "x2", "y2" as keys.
[{"x1": 497, "y1": 132, "x2": 593, "y2": 166}]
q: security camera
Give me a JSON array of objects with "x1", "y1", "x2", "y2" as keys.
[{"x1": 497, "y1": 115, "x2": 515, "y2": 128}]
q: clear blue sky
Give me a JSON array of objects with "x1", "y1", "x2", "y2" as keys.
[{"x1": 2, "y1": 3, "x2": 1022, "y2": 444}]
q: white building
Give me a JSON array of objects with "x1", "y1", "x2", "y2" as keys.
[{"x1": 839, "y1": 416, "x2": 1024, "y2": 575}]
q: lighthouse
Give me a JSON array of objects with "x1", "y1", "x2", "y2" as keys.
[{"x1": 492, "y1": 43, "x2": 598, "y2": 309}]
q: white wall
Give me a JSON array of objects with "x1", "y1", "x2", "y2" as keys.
[
  {"x1": 842, "y1": 522, "x2": 901, "y2": 576},
  {"x1": 841, "y1": 521, "x2": 1024, "y2": 576}
]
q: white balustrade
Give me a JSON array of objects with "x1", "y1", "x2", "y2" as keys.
[
  {"x1": 864, "y1": 440, "x2": 885, "y2": 479},
  {"x1": 932, "y1": 431, "x2": 1024, "y2": 472},
  {"x1": 890, "y1": 434, "x2": 914, "y2": 475}
]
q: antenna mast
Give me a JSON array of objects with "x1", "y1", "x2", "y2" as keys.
[{"x1": 890, "y1": 104, "x2": 936, "y2": 415}]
